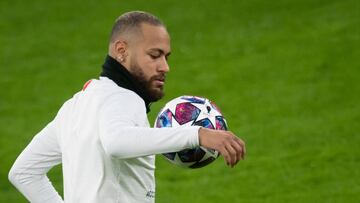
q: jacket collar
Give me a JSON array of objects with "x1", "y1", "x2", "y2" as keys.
[{"x1": 100, "y1": 55, "x2": 151, "y2": 113}]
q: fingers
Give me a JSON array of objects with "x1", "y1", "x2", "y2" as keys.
[
  {"x1": 220, "y1": 132, "x2": 246, "y2": 168},
  {"x1": 233, "y1": 136, "x2": 246, "y2": 159},
  {"x1": 224, "y1": 144, "x2": 238, "y2": 167},
  {"x1": 230, "y1": 139, "x2": 243, "y2": 165},
  {"x1": 199, "y1": 128, "x2": 246, "y2": 168},
  {"x1": 219, "y1": 146, "x2": 232, "y2": 167}
]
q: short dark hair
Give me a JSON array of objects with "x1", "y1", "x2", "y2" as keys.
[{"x1": 109, "y1": 11, "x2": 164, "y2": 43}]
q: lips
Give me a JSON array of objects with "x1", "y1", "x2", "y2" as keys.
[{"x1": 153, "y1": 75, "x2": 166, "y2": 86}]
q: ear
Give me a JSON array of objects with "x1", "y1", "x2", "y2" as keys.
[{"x1": 114, "y1": 40, "x2": 128, "y2": 63}]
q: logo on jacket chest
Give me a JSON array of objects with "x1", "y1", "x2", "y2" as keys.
[{"x1": 146, "y1": 190, "x2": 155, "y2": 199}]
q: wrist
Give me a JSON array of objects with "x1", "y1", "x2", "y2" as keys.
[{"x1": 198, "y1": 127, "x2": 207, "y2": 147}]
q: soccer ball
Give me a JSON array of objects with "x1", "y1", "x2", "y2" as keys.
[{"x1": 154, "y1": 95, "x2": 228, "y2": 169}]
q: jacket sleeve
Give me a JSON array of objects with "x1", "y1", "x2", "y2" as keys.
[
  {"x1": 8, "y1": 121, "x2": 64, "y2": 203},
  {"x1": 98, "y1": 92, "x2": 200, "y2": 159}
]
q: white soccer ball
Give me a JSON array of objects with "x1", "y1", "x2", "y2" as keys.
[{"x1": 154, "y1": 95, "x2": 228, "y2": 168}]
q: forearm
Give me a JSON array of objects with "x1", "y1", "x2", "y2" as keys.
[{"x1": 100, "y1": 126, "x2": 200, "y2": 159}]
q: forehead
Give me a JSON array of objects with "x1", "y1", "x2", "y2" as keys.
[{"x1": 137, "y1": 23, "x2": 171, "y2": 53}]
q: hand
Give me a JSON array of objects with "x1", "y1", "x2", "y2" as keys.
[{"x1": 198, "y1": 127, "x2": 246, "y2": 167}]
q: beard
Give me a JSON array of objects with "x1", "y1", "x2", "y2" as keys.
[{"x1": 129, "y1": 60, "x2": 165, "y2": 102}]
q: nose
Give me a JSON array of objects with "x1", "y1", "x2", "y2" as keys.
[{"x1": 158, "y1": 57, "x2": 170, "y2": 73}]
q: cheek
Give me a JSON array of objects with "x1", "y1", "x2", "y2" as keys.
[
  {"x1": 143, "y1": 56, "x2": 159, "y2": 72},
  {"x1": 134, "y1": 55, "x2": 158, "y2": 79}
]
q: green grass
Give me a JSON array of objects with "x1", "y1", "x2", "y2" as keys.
[{"x1": 1, "y1": 0, "x2": 359, "y2": 202}]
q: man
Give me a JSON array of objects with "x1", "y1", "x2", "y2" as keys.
[{"x1": 9, "y1": 11, "x2": 246, "y2": 203}]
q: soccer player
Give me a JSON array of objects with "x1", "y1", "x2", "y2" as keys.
[{"x1": 8, "y1": 11, "x2": 246, "y2": 203}]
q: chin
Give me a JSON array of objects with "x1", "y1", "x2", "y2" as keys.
[{"x1": 148, "y1": 88, "x2": 164, "y2": 102}]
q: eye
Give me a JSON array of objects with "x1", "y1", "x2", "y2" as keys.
[{"x1": 149, "y1": 53, "x2": 161, "y2": 59}]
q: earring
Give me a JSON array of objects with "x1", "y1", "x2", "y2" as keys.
[{"x1": 117, "y1": 56, "x2": 124, "y2": 62}]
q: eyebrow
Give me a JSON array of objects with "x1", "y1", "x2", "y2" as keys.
[{"x1": 149, "y1": 48, "x2": 171, "y2": 57}]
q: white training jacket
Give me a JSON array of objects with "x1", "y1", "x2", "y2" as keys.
[{"x1": 9, "y1": 77, "x2": 200, "y2": 203}]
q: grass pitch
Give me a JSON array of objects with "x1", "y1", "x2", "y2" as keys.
[{"x1": 1, "y1": 0, "x2": 359, "y2": 202}]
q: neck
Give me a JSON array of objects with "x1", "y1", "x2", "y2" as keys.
[{"x1": 100, "y1": 55, "x2": 151, "y2": 113}]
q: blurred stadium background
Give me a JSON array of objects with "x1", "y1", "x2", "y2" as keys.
[{"x1": 0, "y1": 0, "x2": 359, "y2": 202}]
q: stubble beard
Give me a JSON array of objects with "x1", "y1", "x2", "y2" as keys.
[{"x1": 129, "y1": 61, "x2": 165, "y2": 102}]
